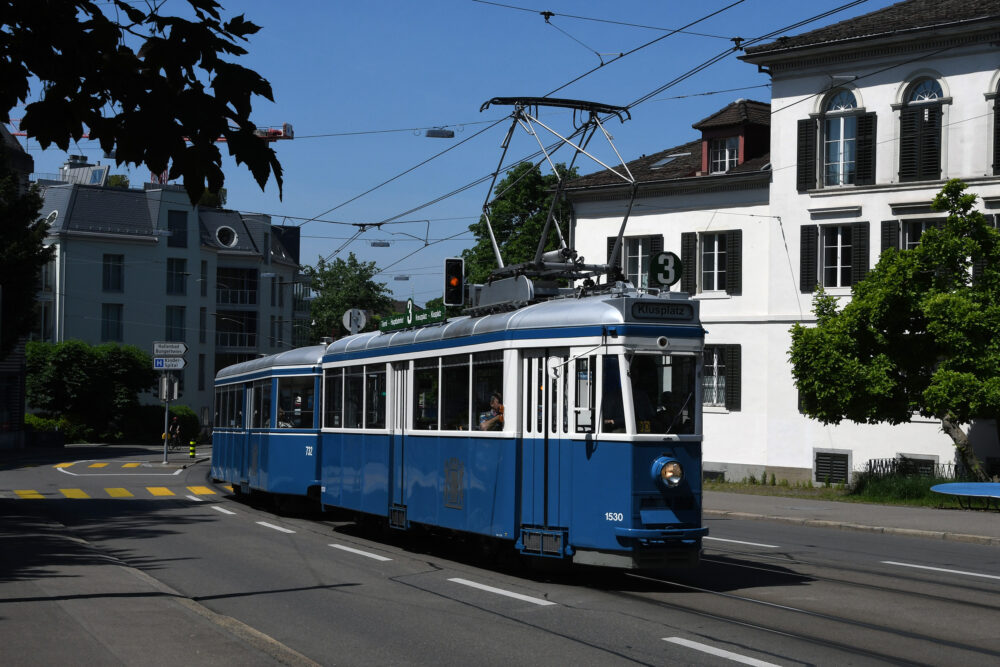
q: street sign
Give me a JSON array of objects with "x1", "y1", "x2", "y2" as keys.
[
  {"x1": 342, "y1": 308, "x2": 367, "y2": 335},
  {"x1": 648, "y1": 251, "x2": 683, "y2": 287},
  {"x1": 153, "y1": 357, "x2": 186, "y2": 370},
  {"x1": 153, "y1": 341, "x2": 188, "y2": 357}
]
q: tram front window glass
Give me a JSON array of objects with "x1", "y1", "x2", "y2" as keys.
[
  {"x1": 365, "y1": 365, "x2": 386, "y2": 429},
  {"x1": 278, "y1": 376, "x2": 314, "y2": 428},
  {"x1": 601, "y1": 355, "x2": 625, "y2": 433},
  {"x1": 575, "y1": 357, "x2": 594, "y2": 433},
  {"x1": 628, "y1": 353, "x2": 696, "y2": 434},
  {"x1": 441, "y1": 354, "x2": 470, "y2": 430},
  {"x1": 324, "y1": 369, "x2": 343, "y2": 428},
  {"x1": 472, "y1": 351, "x2": 503, "y2": 431},
  {"x1": 414, "y1": 358, "x2": 438, "y2": 430},
  {"x1": 344, "y1": 367, "x2": 364, "y2": 428}
]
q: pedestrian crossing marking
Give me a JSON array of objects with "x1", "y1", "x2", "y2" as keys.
[
  {"x1": 54, "y1": 463, "x2": 75, "y2": 468},
  {"x1": 88, "y1": 463, "x2": 109, "y2": 468},
  {"x1": 60, "y1": 489, "x2": 89, "y2": 499},
  {"x1": 187, "y1": 486, "x2": 216, "y2": 495},
  {"x1": 14, "y1": 489, "x2": 44, "y2": 499},
  {"x1": 122, "y1": 463, "x2": 142, "y2": 468},
  {"x1": 106, "y1": 488, "x2": 133, "y2": 498},
  {"x1": 147, "y1": 487, "x2": 175, "y2": 496}
]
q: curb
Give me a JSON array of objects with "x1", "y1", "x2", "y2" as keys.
[{"x1": 704, "y1": 509, "x2": 1000, "y2": 547}]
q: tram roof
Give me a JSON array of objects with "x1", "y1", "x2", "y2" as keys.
[
  {"x1": 216, "y1": 344, "x2": 327, "y2": 380},
  {"x1": 325, "y1": 291, "x2": 701, "y2": 359}
]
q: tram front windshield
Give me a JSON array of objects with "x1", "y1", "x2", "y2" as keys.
[{"x1": 628, "y1": 353, "x2": 696, "y2": 434}]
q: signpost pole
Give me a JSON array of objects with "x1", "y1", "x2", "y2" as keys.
[{"x1": 162, "y1": 372, "x2": 170, "y2": 464}]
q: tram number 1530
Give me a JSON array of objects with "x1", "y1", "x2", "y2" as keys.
[{"x1": 604, "y1": 512, "x2": 624, "y2": 522}]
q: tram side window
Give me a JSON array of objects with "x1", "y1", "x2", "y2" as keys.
[
  {"x1": 628, "y1": 354, "x2": 697, "y2": 435},
  {"x1": 472, "y1": 351, "x2": 503, "y2": 431},
  {"x1": 226, "y1": 386, "x2": 240, "y2": 427},
  {"x1": 324, "y1": 368, "x2": 343, "y2": 428},
  {"x1": 441, "y1": 354, "x2": 470, "y2": 430},
  {"x1": 344, "y1": 367, "x2": 364, "y2": 429},
  {"x1": 214, "y1": 388, "x2": 222, "y2": 427},
  {"x1": 601, "y1": 355, "x2": 625, "y2": 433},
  {"x1": 414, "y1": 358, "x2": 438, "y2": 430},
  {"x1": 366, "y1": 365, "x2": 386, "y2": 429},
  {"x1": 278, "y1": 376, "x2": 315, "y2": 428},
  {"x1": 251, "y1": 379, "x2": 271, "y2": 428},
  {"x1": 575, "y1": 357, "x2": 595, "y2": 433}
]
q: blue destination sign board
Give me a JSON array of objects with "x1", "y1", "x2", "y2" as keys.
[
  {"x1": 380, "y1": 299, "x2": 447, "y2": 332},
  {"x1": 631, "y1": 300, "x2": 693, "y2": 321}
]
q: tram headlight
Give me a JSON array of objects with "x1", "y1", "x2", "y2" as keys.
[{"x1": 651, "y1": 456, "x2": 683, "y2": 487}]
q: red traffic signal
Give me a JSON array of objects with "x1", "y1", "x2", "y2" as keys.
[{"x1": 444, "y1": 258, "x2": 464, "y2": 306}]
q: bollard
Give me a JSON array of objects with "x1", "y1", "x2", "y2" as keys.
[{"x1": 189, "y1": 441, "x2": 196, "y2": 459}]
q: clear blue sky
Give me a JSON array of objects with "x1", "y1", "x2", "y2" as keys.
[{"x1": 18, "y1": 0, "x2": 898, "y2": 307}]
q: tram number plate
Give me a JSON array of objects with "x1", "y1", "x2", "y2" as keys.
[
  {"x1": 305, "y1": 446, "x2": 314, "y2": 456},
  {"x1": 605, "y1": 512, "x2": 624, "y2": 522}
]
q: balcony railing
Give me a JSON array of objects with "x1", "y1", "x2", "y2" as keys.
[
  {"x1": 216, "y1": 287, "x2": 258, "y2": 306},
  {"x1": 216, "y1": 331, "x2": 257, "y2": 348}
]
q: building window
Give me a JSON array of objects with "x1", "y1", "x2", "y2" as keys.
[
  {"x1": 200, "y1": 260, "x2": 208, "y2": 297},
  {"x1": 101, "y1": 304, "x2": 123, "y2": 342},
  {"x1": 800, "y1": 223, "x2": 870, "y2": 292},
  {"x1": 903, "y1": 220, "x2": 934, "y2": 250},
  {"x1": 681, "y1": 230, "x2": 742, "y2": 295},
  {"x1": 607, "y1": 235, "x2": 663, "y2": 287},
  {"x1": 167, "y1": 210, "x2": 187, "y2": 248},
  {"x1": 102, "y1": 254, "x2": 124, "y2": 292},
  {"x1": 198, "y1": 353, "x2": 206, "y2": 391},
  {"x1": 199, "y1": 307, "x2": 207, "y2": 344},
  {"x1": 798, "y1": 92, "x2": 876, "y2": 191},
  {"x1": 899, "y1": 78, "x2": 944, "y2": 183},
  {"x1": 709, "y1": 136, "x2": 738, "y2": 173},
  {"x1": 815, "y1": 451, "x2": 849, "y2": 484},
  {"x1": 703, "y1": 344, "x2": 741, "y2": 411},
  {"x1": 823, "y1": 90, "x2": 857, "y2": 186},
  {"x1": 166, "y1": 258, "x2": 187, "y2": 295},
  {"x1": 166, "y1": 306, "x2": 186, "y2": 342}
]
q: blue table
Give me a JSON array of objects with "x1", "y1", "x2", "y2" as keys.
[{"x1": 931, "y1": 482, "x2": 1000, "y2": 510}]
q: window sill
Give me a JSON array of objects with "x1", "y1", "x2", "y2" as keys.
[
  {"x1": 696, "y1": 291, "x2": 730, "y2": 300},
  {"x1": 821, "y1": 287, "x2": 852, "y2": 297},
  {"x1": 704, "y1": 405, "x2": 729, "y2": 414}
]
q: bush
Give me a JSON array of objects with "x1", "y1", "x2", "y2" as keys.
[
  {"x1": 24, "y1": 413, "x2": 93, "y2": 443},
  {"x1": 169, "y1": 404, "x2": 200, "y2": 444}
]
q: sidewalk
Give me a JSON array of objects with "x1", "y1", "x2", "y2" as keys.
[{"x1": 704, "y1": 490, "x2": 1000, "y2": 546}]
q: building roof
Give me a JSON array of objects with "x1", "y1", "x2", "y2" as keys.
[
  {"x1": 42, "y1": 184, "x2": 155, "y2": 236},
  {"x1": 692, "y1": 99, "x2": 770, "y2": 129},
  {"x1": 743, "y1": 0, "x2": 1000, "y2": 57},
  {"x1": 564, "y1": 139, "x2": 703, "y2": 190}
]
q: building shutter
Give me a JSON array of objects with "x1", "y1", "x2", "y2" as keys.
[
  {"x1": 797, "y1": 118, "x2": 817, "y2": 191},
  {"x1": 724, "y1": 345, "x2": 741, "y2": 412},
  {"x1": 919, "y1": 105, "x2": 942, "y2": 181},
  {"x1": 972, "y1": 214, "x2": 999, "y2": 283},
  {"x1": 899, "y1": 107, "x2": 920, "y2": 182},
  {"x1": 725, "y1": 229, "x2": 742, "y2": 295},
  {"x1": 800, "y1": 225, "x2": 818, "y2": 293},
  {"x1": 681, "y1": 232, "x2": 697, "y2": 294},
  {"x1": 650, "y1": 235, "x2": 663, "y2": 254},
  {"x1": 994, "y1": 97, "x2": 1000, "y2": 175},
  {"x1": 607, "y1": 236, "x2": 618, "y2": 267},
  {"x1": 881, "y1": 220, "x2": 899, "y2": 253},
  {"x1": 815, "y1": 452, "x2": 849, "y2": 484},
  {"x1": 855, "y1": 112, "x2": 877, "y2": 185},
  {"x1": 850, "y1": 221, "x2": 870, "y2": 285}
]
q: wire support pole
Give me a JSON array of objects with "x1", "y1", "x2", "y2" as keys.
[
  {"x1": 608, "y1": 182, "x2": 640, "y2": 274},
  {"x1": 532, "y1": 122, "x2": 597, "y2": 263},
  {"x1": 523, "y1": 111, "x2": 632, "y2": 184}
]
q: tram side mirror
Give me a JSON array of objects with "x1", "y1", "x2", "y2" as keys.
[{"x1": 444, "y1": 257, "x2": 465, "y2": 306}]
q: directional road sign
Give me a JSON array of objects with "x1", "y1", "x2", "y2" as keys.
[
  {"x1": 153, "y1": 341, "x2": 188, "y2": 357},
  {"x1": 153, "y1": 357, "x2": 187, "y2": 370}
]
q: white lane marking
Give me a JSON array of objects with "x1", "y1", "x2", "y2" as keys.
[
  {"x1": 256, "y1": 521, "x2": 295, "y2": 534},
  {"x1": 57, "y1": 465, "x2": 184, "y2": 477},
  {"x1": 448, "y1": 578, "x2": 556, "y2": 606},
  {"x1": 211, "y1": 506, "x2": 237, "y2": 515},
  {"x1": 186, "y1": 495, "x2": 205, "y2": 502},
  {"x1": 882, "y1": 560, "x2": 1000, "y2": 581},
  {"x1": 664, "y1": 638, "x2": 781, "y2": 667},
  {"x1": 705, "y1": 536, "x2": 780, "y2": 548},
  {"x1": 329, "y1": 544, "x2": 392, "y2": 561}
]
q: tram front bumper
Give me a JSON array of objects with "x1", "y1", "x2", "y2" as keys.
[{"x1": 613, "y1": 525, "x2": 708, "y2": 540}]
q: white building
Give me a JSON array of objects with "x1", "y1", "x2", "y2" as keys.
[
  {"x1": 35, "y1": 171, "x2": 311, "y2": 431},
  {"x1": 568, "y1": 0, "x2": 1000, "y2": 482}
]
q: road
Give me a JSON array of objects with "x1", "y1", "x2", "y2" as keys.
[{"x1": 2, "y1": 444, "x2": 999, "y2": 666}]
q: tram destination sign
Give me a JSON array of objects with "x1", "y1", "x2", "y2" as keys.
[
  {"x1": 630, "y1": 300, "x2": 693, "y2": 321},
  {"x1": 380, "y1": 299, "x2": 447, "y2": 332}
]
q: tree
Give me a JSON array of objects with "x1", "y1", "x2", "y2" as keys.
[
  {"x1": 2, "y1": 0, "x2": 282, "y2": 204},
  {"x1": 462, "y1": 162, "x2": 578, "y2": 284},
  {"x1": 303, "y1": 253, "x2": 395, "y2": 340},
  {"x1": 25, "y1": 340, "x2": 156, "y2": 440},
  {"x1": 789, "y1": 180, "x2": 1000, "y2": 479},
  {"x1": 0, "y1": 144, "x2": 52, "y2": 358}
]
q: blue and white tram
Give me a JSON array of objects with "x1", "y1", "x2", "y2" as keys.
[
  {"x1": 319, "y1": 286, "x2": 708, "y2": 569},
  {"x1": 211, "y1": 345, "x2": 325, "y2": 499}
]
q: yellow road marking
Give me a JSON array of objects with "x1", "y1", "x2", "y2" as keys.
[
  {"x1": 14, "y1": 489, "x2": 44, "y2": 499},
  {"x1": 147, "y1": 487, "x2": 174, "y2": 497},
  {"x1": 88, "y1": 463, "x2": 109, "y2": 468},
  {"x1": 54, "y1": 462, "x2": 75, "y2": 468},
  {"x1": 122, "y1": 463, "x2": 142, "y2": 468},
  {"x1": 187, "y1": 486, "x2": 216, "y2": 496},
  {"x1": 106, "y1": 488, "x2": 133, "y2": 498},
  {"x1": 60, "y1": 489, "x2": 89, "y2": 499}
]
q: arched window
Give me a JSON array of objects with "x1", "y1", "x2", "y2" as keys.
[
  {"x1": 993, "y1": 80, "x2": 1000, "y2": 176},
  {"x1": 797, "y1": 88, "x2": 876, "y2": 191},
  {"x1": 899, "y1": 77, "x2": 944, "y2": 182},
  {"x1": 823, "y1": 90, "x2": 858, "y2": 186}
]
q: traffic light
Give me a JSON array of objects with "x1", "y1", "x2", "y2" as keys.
[{"x1": 443, "y1": 258, "x2": 464, "y2": 306}]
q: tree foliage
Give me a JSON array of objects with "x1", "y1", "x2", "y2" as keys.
[
  {"x1": 1, "y1": 0, "x2": 282, "y2": 204},
  {"x1": 0, "y1": 145, "x2": 52, "y2": 358},
  {"x1": 789, "y1": 180, "x2": 1000, "y2": 479},
  {"x1": 462, "y1": 162, "x2": 578, "y2": 284},
  {"x1": 25, "y1": 340, "x2": 157, "y2": 440},
  {"x1": 303, "y1": 253, "x2": 395, "y2": 340}
]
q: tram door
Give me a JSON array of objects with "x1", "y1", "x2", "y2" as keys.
[
  {"x1": 521, "y1": 349, "x2": 570, "y2": 529},
  {"x1": 389, "y1": 361, "x2": 408, "y2": 521}
]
